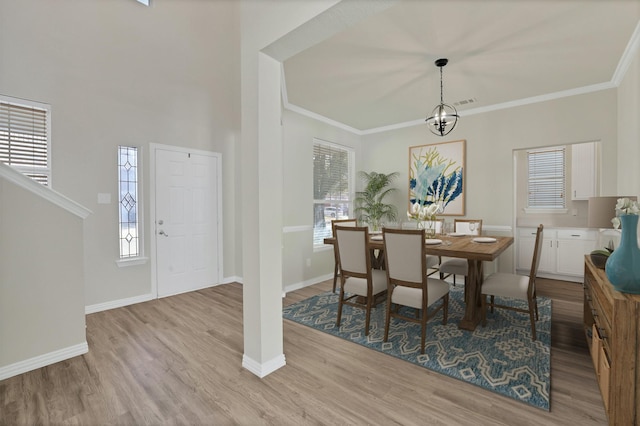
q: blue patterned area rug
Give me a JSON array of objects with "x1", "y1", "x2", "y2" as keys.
[{"x1": 283, "y1": 286, "x2": 551, "y2": 411}]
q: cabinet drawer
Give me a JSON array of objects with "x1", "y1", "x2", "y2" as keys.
[
  {"x1": 590, "y1": 323, "x2": 600, "y2": 371},
  {"x1": 585, "y1": 274, "x2": 612, "y2": 341},
  {"x1": 591, "y1": 324, "x2": 611, "y2": 410},
  {"x1": 557, "y1": 229, "x2": 596, "y2": 240},
  {"x1": 598, "y1": 345, "x2": 611, "y2": 411},
  {"x1": 518, "y1": 228, "x2": 538, "y2": 237}
]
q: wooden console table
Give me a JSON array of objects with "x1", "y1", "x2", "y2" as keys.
[{"x1": 583, "y1": 256, "x2": 640, "y2": 425}]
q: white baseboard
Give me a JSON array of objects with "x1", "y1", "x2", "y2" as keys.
[
  {"x1": 85, "y1": 293, "x2": 154, "y2": 314},
  {"x1": 283, "y1": 273, "x2": 332, "y2": 295},
  {"x1": 86, "y1": 279, "x2": 243, "y2": 315},
  {"x1": 242, "y1": 353, "x2": 286, "y2": 378},
  {"x1": 222, "y1": 276, "x2": 242, "y2": 285},
  {"x1": 0, "y1": 342, "x2": 88, "y2": 381}
]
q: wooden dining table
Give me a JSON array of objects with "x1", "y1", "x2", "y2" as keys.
[{"x1": 324, "y1": 233, "x2": 514, "y2": 331}]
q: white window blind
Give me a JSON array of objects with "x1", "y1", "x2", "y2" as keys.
[
  {"x1": 527, "y1": 146, "x2": 566, "y2": 209},
  {"x1": 0, "y1": 98, "x2": 50, "y2": 185},
  {"x1": 313, "y1": 141, "x2": 353, "y2": 246}
]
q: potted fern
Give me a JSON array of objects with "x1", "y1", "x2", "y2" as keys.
[{"x1": 354, "y1": 171, "x2": 399, "y2": 231}]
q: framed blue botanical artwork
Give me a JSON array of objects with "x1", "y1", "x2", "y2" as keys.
[{"x1": 409, "y1": 139, "x2": 465, "y2": 216}]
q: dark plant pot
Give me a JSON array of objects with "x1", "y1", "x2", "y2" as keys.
[{"x1": 590, "y1": 253, "x2": 608, "y2": 269}]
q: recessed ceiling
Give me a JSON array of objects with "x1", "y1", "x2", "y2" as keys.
[{"x1": 282, "y1": 0, "x2": 640, "y2": 132}]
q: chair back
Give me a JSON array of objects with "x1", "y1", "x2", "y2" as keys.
[
  {"x1": 527, "y1": 224, "x2": 544, "y2": 297},
  {"x1": 332, "y1": 218, "x2": 357, "y2": 236},
  {"x1": 454, "y1": 219, "x2": 483, "y2": 235},
  {"x1": 382, "y1": 228, "x2": 427, "y2": 289},
  {"x1": 335, "y1": 226, "x2": 370, "y2": 277}
]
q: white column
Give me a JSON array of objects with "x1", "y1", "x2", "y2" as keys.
[{"x1": 241, "y1": 53, "x2": 285, "y2": 377}]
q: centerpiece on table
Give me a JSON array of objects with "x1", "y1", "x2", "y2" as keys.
[
  {"x1": 407, "y1": 201, "x2": 442, "y2": 238},
  {"x1": 605, "y1": 197, "x2": 640, "y2": 294}
]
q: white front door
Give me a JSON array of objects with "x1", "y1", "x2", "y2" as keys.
[{"x1": 155, "y1": 147, "x2": 220, "y2": 298}]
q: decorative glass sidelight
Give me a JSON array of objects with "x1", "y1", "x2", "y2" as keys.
[{"x1": 118, "y1": 146, "x2": 139, "y2": 258}]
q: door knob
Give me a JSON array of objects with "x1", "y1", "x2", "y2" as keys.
[{"x1": 158, "y1": 230, "x2": 169, "y2": 237}]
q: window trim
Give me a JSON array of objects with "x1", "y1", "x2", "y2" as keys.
[{"x1": 0, "y1": 94, "x2": 52, "y2": 187}]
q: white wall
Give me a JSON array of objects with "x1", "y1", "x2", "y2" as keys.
[
  {"x1": 617, "y1": 28, "x2": 640, "y2": 243},
  {"x1": 0, "y1": 0, "x2": 240, "y2": 307},
  {"x1": 281, "y1": 109, "x2": 362, "y2": 291},
  {"x1": 617, "y1": 33, "x2": 640, "y2": 199},
  {"x1": 0, "y1": 170, "x2": 88, "y2": 378}
]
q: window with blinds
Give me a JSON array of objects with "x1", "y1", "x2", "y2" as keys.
[
  {"x1": 313, "y1": 140, "x2": 354, "y2": 246},
  {"x1": 0, "y1": 97, "x2": 50, "y2": 186},
  {"x1": 527, "y1": 146, "x2": 566, "y2": 209}
]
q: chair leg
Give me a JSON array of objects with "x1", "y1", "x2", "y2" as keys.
[
  {"x1": 463, "y1": 276, "x2": 468, "y2": 300},
  {"x1": 481, "y1": 294, "x2": 487, "y2": 326},
  {"x1": 420, "y1": 310, "x2": 427, "y2": 355},
  {"x1": 490, "y1": 295, "x2": 495, "y2": 313},
  {"x1": 528, "y1": 298, "x2": 537, "y2": 341},
  {"x1": 336, "y1": 286, "x2": 345, "y2": 327},
  {"x1": 442, "y1": 294, "x2": 449, "y2": 324},
  {"x1": 384, "y1": 300, "x2": 392, "y2": 342},
  {"x1": 332, "y1": 263, "x2": 339, "y2": 293},
  {"x1": 364, "y1": 294, "x2": 372, "y2": 336}
]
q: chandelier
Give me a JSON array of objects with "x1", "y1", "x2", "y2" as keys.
[{"x1": 425, "y1": 58, "x2": 459, "y2": 137}]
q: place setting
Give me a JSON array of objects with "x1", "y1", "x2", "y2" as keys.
[{"x1": 472, "y1": 237, "x2": 497, "y2": 243}]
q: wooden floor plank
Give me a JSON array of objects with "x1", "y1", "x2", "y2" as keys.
[{"x1": 0, "y1": 278, "x2": 607, "y2": 425}]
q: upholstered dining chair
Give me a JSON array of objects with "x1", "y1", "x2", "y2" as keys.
[
  {"x1": 331, "y1": 218, "x2": 358, "y2": 292},
  {"x1": 401, "y1": 218, "x2": 444, "y2": 276},
  {"x1": 480, "y1": 224, "x2": 543, "y2": 340},
  {"x1": 335, "y1": 225, "x2": 387, "y2": 336},
  {"x1": 382, "y1": 228, "x2": 449, "y2": 354},
  {"x1": 439, "y1": 219, "x2": 483, "y2": 286}
]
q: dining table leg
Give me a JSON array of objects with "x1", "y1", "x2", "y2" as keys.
[{"x1": 458, "y1": 259, "x2": 484, "y2": 331}]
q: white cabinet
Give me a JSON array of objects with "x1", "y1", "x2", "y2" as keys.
[
  {"x1": 571, "y1": 142, "x2": 597, "y2": 200},
  {"x1": 556, "y1": 230, "x2": 597, "y2": 276},
  {"x1": 517, "y1": 228, "x2": 556, "y2": 273},
  {"x1": 517, "y1": 227, "x2": 597, "y2": 281}
]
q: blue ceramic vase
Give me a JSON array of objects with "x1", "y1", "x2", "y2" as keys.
[{"x1": 605, "y1": 214, "x2": 640, "y2": 294}]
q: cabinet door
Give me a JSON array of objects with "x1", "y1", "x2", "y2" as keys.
[
  {"x1": 517, "y1": 236, "x2": 536, "y2": 270},
  {"x1": 539, "y1": 236, "x2": 556, "y2": 273},
  {"x1": 571, "y1": 142, "x2": 597, "y2": 200},
  {"x1": 557, "y1": 230, "x2": 597, "y2": 276},
  {"x1": 517, "y1": 229, "x2": 555, "y2": 273}
]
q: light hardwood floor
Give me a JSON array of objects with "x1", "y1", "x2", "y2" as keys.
[{"x1": 0, "y1": 278, "x2": 607, "y2": 425}]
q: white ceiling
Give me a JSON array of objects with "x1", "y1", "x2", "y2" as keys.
[{"x1": 280, "y1": 0, "x2": 640, "y2": 133}]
